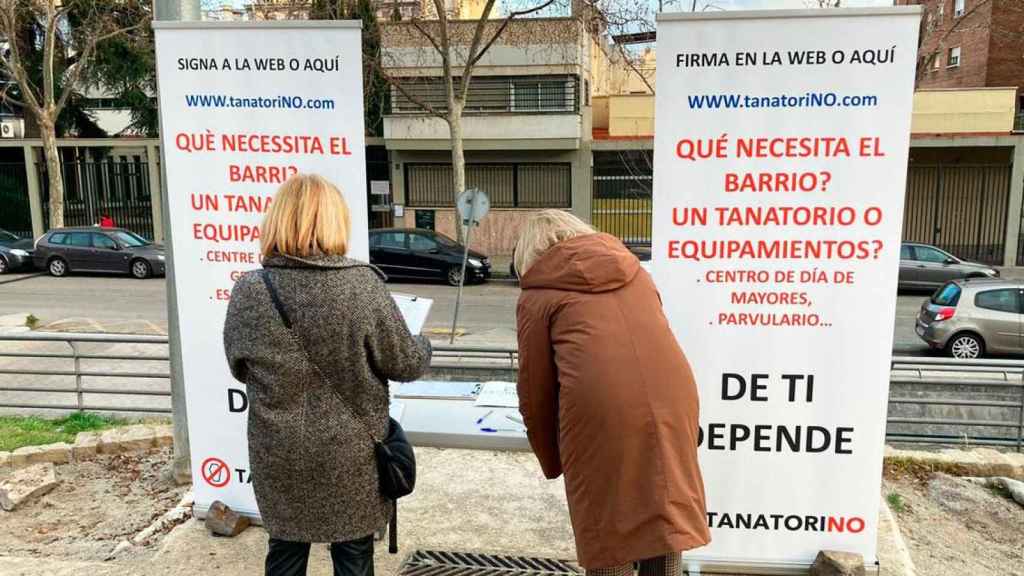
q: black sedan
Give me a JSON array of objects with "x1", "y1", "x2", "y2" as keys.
[
  {"x1": 369, "y1": 228, "x2": 490, "y2": 286},
  {"x1": 0, "y1": 228, "x2": 35, "y2": 274},
  {"x1": 33, "y1": 227, "x2": 166, "y2": 279}
]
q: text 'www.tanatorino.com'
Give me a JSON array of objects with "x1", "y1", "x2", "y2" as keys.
[
  {"x1": 185, "y1": 94, "x2": 337, "y2": 111},
  {"x1": 688, "y1": 92, "x2": 879, "y2": 110}
]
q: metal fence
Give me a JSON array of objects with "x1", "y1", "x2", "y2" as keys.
[
  {"x1": 40, "y1": 158, "x2": 156, "y2": 240},
  {"x1": 903, "y1": 164, "x2": 1012, "y2": 266},
  {"x1": 2, "y1": 334, "x2": 1021, "y2": 452},
  {"x1": 0, "y1": 162, "x2": 31, "y2": 237},
  {"x1": 389, "y1": 75, "x2": 580, "y2": 115},
  {"x1": 592, "y1": 174, "x2": 652, "y2": 244},
  {"x1": 405, "y1": 163, "x2": 572, "y2": 209}
]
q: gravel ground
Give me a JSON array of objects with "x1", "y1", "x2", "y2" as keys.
[
  {"x1": 0, "y1": 448, "x2": 187, "y2": 562},
  {"x1": 883, "y1": 472, "x2": 1024, "y2": 576}
]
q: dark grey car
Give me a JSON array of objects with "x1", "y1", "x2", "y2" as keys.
[
  {"x1": 33, "y1": 228, "x2": 165, "y2": 279},
  {"x1": 898, "y1": 242, "x2": 998, "y2": 291},
  {"x1": 0, "y1": 228, "x2": 34, "y2": 274}
]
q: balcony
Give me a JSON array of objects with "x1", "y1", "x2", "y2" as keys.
[{"x1": 384, "y1": 75, "x2": 583, "y2": 147}]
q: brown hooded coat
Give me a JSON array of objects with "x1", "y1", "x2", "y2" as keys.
[{"x1": 516, "y1": 233, "x2": 711, "y2": 569}]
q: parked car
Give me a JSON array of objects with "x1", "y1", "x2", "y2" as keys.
[
  {"x1": 0, "y1": 228, "x2": 34, "y2": 274},
  {"x1": 899, "y1": 242, "x2": 998, "y2": 291},
  {"x1": 915, "y1": 278, "x2": 1024, "y2": 359},
  {"x1": 33, "y1": 227, "x2": 165, "y2": 279},
  {"x1": 369, "y1": 228, "x2": 490, "y2": 286}
]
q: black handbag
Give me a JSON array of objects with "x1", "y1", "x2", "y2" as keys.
[{"x1": 258, "y1": 270, "x2": 416, "y2": 551}]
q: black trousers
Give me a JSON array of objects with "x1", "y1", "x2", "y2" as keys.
[{"x1": 266, "y1": 535, "x2": 374, "y2": 576}]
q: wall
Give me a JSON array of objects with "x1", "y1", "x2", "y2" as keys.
[
  {"x1": 608, "y1": 95, "x2": 654, "y2": 138},
  {"x1": 399, "y1": 207, "x2": 543, "y2": 255},
  {"x1": 384, "y1": 114, "x2": 583, "y2": 143},
  {"x1": 900, "y1": 0, "x2": 994, "y2": 89},
  {"x1": 984, "y1": 0, "x2": 1024, "y2": 91},
  {"x1": 911, "y1": 87, "x2": 1017, "y2": 134}
]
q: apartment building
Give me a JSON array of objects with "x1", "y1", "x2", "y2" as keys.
[
  {"x1": 380, "y1": 17, "x2": 596, "y2": 255},
  {"x1": 896, "y1": 1, "x2": 1024, "y2": 102}
]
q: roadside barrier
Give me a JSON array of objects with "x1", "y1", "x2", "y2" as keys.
[{"x1": 0, "y1": 333, "x2": 1020, "y2": 452}]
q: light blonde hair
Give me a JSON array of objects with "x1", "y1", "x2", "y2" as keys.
[
  {"x1": 260, "y1": 173, "x2": 350, "y2": 259},
  {"x1": 514, "y1": 209, "x2": 596, "y2": 277}
]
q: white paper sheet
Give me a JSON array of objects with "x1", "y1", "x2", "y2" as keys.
[
  {"x1": 473, "y1": 381, "x2": 519, "y2": 408},
  {"x1": 392, "y1": 293, "x2": 432, "y2": 335}
]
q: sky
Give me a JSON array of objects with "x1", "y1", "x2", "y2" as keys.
[{"x1": 706, "y1": 0, "x2": 892, "y2": 9}]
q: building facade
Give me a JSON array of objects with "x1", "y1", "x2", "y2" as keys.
[
  {"x1": 380, "y1": 17, "x2": 596, "y2": 255},
  {"x1": 897, "y1": 1, "x2": 1024, "y2": 101}
]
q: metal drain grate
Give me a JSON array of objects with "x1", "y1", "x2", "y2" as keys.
[{"x1": 399, "y1": 550, "x2": 582, "y2": 576}]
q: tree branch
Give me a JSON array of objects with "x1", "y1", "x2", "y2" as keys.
[
  {"x1": 467, "y1": 0, "x2": 559, "y2": 71},
  {"x1": 375, "y1": 61, "x2": 446, "y2": 120},
  {"x1": 409, "y1": 18, "x2": 445, "y2": 58}
]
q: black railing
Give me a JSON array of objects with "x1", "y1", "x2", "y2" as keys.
[
  {"x1": 0, "y1": 162, "x2": 31, "y2": 237},
  {"x1": 405, "y1": 163, "x2": 572, "y2": 209},
  {"x1": 39, "y1": 157, "x2": 155, "y2": 240},
  {"x1": 592, "y1": 175, "x2": 653, "y2": 244},
  {"x1": 389, "y1": 75, "x2": 580, "y2": 116}
]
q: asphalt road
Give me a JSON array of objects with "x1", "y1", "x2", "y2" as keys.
[{"x1": 0, "y1": 272, "x2": 936, "y2": 355}]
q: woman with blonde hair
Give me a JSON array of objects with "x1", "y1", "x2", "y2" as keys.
[
  {"x1": 514, "y1": 209, "x2": 710, "y2": 576},
  {"x1": 224, "y1": 174, "x2": 431, "y2": 576}
]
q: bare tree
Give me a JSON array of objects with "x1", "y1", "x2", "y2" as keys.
[
  {"x1": 378, "y1": 0, "x2": 573, "y2": 242},
  {"x1": 0, "y1": 0, "x2": 144, "y2": 228},
  {"x1": 806, "y1": 0, "x2": 841, "y2": 7},
  {"x1": 913, "y1": 0, "x2": 992, "y2": 80}
]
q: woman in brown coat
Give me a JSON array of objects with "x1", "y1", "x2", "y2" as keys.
[{"x1": 514, "y1": 210, "x2": 710, "y2": 575}]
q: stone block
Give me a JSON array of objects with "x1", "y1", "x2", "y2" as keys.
[
  {"x1": 99, "y1": 425, "x2": 158, "y2": 454},
  {"x1": 0, "y1": 451, "x2": 10, "y2": 471},
  {"x1": 810, "y1": 550, "x2": 865, "y2": 576},
  {"x1": 72, "y1": 431, "x2": 103, "y2": 461},
  {"x1": 0, "y1": 463, "x2": 58, "y2": 511},
  {"x1": 11, "y1": 443, "x2": 71, "y2": 468},
  {"x1": 152, "y1": 424, "x2": 174, "y2": 448},
  {"x1": 205, "y1": 500, "x2": 250, "y2": 537},
  {"x1": 972, "y1": 448, "x2": 1017, "y2": 477}
]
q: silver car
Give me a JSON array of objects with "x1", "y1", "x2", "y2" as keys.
[
  {"x1": 899, "y1": 243, "x2": 999, "y2": 291},
  {"x1": 916, "y1": 279, "x2": 1024, "y2": 359}
]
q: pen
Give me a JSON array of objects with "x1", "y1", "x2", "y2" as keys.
[
  {"x1": 480, "y1": 427, "x2": 525, "y2": 433},
  {"x1": 476, "y1": 410, "x2": 494, "y2": 425},
  {"x1": 506, "y1": 415, "x2": 524, "y2": 425}
]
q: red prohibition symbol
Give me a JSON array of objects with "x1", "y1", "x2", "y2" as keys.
[{"x1": 201, "y1": 457, "x2": 231, "y2": 488}]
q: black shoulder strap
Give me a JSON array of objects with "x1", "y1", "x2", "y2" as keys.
[
  {"x1": 257, "y1": 268, "x2": 379, "y2": 443},
  {"x1": 259, "y1": 269, "x2": 292, "y2": 329}
]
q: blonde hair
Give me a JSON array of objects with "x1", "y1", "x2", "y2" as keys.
[
  {"x1": 514, "y1": 209, "x2": 596, "y2": 277},
  {"x1": 260, "y1": 173, "x2": 350, "y2": 259}
]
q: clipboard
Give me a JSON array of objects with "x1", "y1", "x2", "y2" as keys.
[{"x1": 392, "y1": 293, "x2": 433, "y2": 335}]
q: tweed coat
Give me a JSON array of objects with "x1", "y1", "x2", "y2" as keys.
[
  {"x1": 223, "y1": 253, "x2": 431, "y2": 543},
  {"x1": 516, "y1": 234, "x2": 711, "y2": 569}
]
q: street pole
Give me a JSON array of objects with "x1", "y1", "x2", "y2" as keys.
[
  {"x1": 449, "y1": 195, "x2": 477, "y2": 345},
  {"x1": 154, "y1": 0, "x2": 199, "y2": 485}
]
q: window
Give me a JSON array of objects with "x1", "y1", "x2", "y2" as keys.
[
  {"x1": 408, "y1": 234, "x2": 437, "y2": 252},
  {"x1": 975, "y1": 289, "x2": 1019, "y2": 314},
  {"x1": 915, "y1": 246, "x2": 953, "y2": 263},
  {"x1": 932, "y1": 283, "x2": 962, "y2": 306},
  {"x1": 405, "y1": 163, "x2": 572, "y2": 209},
  {"x1": 954, "y1": 0, "x2": 965, "y2": 17},
  {"x1": 92, "y1": 234, "x2": 117, "y2": 250},
  {"x1": 48, "y1": 233, "x2": 68, "y2": 245},
  {"x1": 948, "y1": 46, "x2": 961, "y2": 68},
  {"x1": 900, "y1": 245, "x2": 913, "y2": 260},
  {"x1": 110, "y1": 231, "x2": 149, "y2": 247},
  {"x1": 69, "y1": 233, "x2": 92, "y2": 247},
  {"x1": 375, "y1": 232, "x2": 405, "y2": 250},
  {"x1": 512, "y1": 79, "x2": 571, "y2": 112},
  {"x1": 933, "y1": 52, "x2": 942, "y2": 69},
  {"x1": 938, "y1": 1, "x2": 944, "y2": 19}
]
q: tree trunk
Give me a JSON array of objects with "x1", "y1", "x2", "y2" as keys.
[
  {"x1": 39, "y1": 118, "x2": 64, "y2": 229},
  {"x1": 448, "y1": 100, "x2": 467, "y2": 244}
]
